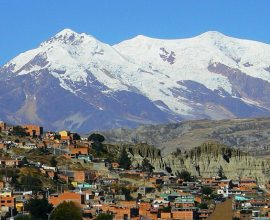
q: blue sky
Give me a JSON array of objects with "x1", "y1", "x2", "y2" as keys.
[{"x1": 0, "y1": 0, "x2": 269, "y2": 65}]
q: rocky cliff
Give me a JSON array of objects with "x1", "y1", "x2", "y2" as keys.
[
  {"x1": 124, "y1": 142, "x2": 270, "y2": 183},
  {"x1": 163, "y1": 142, "x2": 270, "y2": 183}
]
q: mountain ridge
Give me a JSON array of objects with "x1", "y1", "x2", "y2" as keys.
[
  {"x1": 101, "y1": 117, "x2": 270, "y2": 155},
  {"x1": 1, "y1": 29, "x2": 270, "y2": 132}
]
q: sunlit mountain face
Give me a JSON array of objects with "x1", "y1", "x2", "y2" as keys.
[{"x1": 1, "y1": 29, "x2": 270, "y2": 132}]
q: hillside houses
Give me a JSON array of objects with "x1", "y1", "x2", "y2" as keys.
[{"x1": 1, "y1": 120, "x2": 270, "y2": 219}]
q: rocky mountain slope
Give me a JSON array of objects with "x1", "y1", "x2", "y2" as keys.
[
  {"x1": 102, "y1": 118, "x2": 270, "y2": 155},
  {"x1": 1, "y1": 29, "x2": 270, "y2": 132},
  {"x1": 163, "y1": 142, "x2": 270, "y2": 183},
  {"x1": 125, "y1": 142, "x2": 270, "y2": 183}
]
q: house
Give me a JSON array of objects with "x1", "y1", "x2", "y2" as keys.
[
  {"x1": 22, "y1": 124, "x2": 43, "y2": 137},
  {"x1": 49, "y1": 191, "x2": 85, "y2": 207},
  {"x1": 59, "y1": 170, "x2": 86, "y2": 183},
  {"x1": 101, "y1": 201, "x2": 139, "y2": 220},
  {"x1": 77, "y1": 155, "x2": 92, "y2": 162},
  {"x1": 172, "y1": 210, "x2": 194, "y2": 220},
  {"x1": 174, "y1": 195, "x2": 195, "y2": 208},
  {"x1": 201, "y1": 177, "x2": 217, "y2": 186},
  {"x1": 15, "y1": 198, "x2": 25, "y2": 212},
  {"x1": 41, "y1": 165, "x2": 57, "y2": 172},
  {"x1": 0, "y1": 121, "x2": 7, "y2": 132},
  {"x1": 198, "y1": 209, "x2": 212, "y2": 219},
  {"x1": 68, "y1": 146, "x2": 89, "y2": 158},
  {"x1": 59, "y1": 130, "x2": 71, "y2": 141},
  {"x1": 18, "y1": 142, "x2": 37, "y2": 150},
  {"x1": 0, "y1": 196, "x2": 15, "y2": 209},
  {"x1": 0, "y1": 159, "x2": 22, "y2": 167},
  {"x1": 152, "y1": 198, "x2": 170, "y2": 208},
  {"x1": 239, "y1": 178, "x2": 257, "y2": 188},
  {"x1": 218, "y1": 179, "x2": 232, "y2": 188},
  {"x1": 138, "y1": 202, "x2": 155, "y2": 218},
  {"x1": 160, "y1": 212, "x2": 172, "y2": 219}
]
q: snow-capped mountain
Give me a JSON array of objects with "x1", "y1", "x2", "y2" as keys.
[{"x1": 1, "y1": 29, "x2": 270, "y2": 132}]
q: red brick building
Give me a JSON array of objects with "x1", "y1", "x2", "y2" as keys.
[
  {"x1": 48, "y1": 192, "x2": 85, "y2": 207},
  {"x1": 0, "y1": 196, "x2": 15, "y2": 209},
  {"x1": 23, "y1": 124, "x2": 43, "y2": 137}
]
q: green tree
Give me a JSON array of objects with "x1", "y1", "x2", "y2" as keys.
[
  {"x1": 88, "y1": 133, "x2": 105, "y2": 143},
  {"x1": 24, "y1": 197, "x2": 53, "y2": 220},
  {"x1": 198, "y1": 203, "x2": 208, "y2": 209},
  {"x1": 54, "y1": 134, "x2": 61, "y2": 140},
  {"x1": 217, "y1": 166, "x2": 227, "y2": 179},
  {"x1": 72, "y1": 133, "x2": 81, "y2": 140},
  {"x1": 14, "y1": 215, "x2": 32, "y2": 220},
  {"x1": 201, "y1": 186, "x2": 213, "y2": 196},
  {"x1": 22, "y1": 157, "x2": 28, "y2": 165},
  {"x1": 49, "y1": 201, "x2": 82, "y2": 220},
  {"x1": 50, "y1": 156, "x2": 57, "y2": 167},
  {"x1": 14, "y1": 139, "x2": 20, "y2": 143},
  {"x1": 19, "y1": 175, "x2": 43, "y2": 191},
  {"x1": 95, "y1": 213, "x2": 113, "y2": 220},
  {"x1": 176, "y1": 170, "x2": 193, "y2": 182},
  {"x1": 240, "y1": 210, "x2": 252, "y2": 214},
  {"x1": 89, "y1": 133, "x2": 106, "y2": 154},
  {"x1": 141, "y1": 158, "x2": 154, "y2": 173},
  {"x1": 162, "y1": 206, "x2": 171, "y2": 213},
  {"x1": 118, "y1": 148, "x2": 131, "y2": 170},
  {"x1": 11, "y1": 126, "x2": 28, "y2": 137},
  {"x1": 120, "y1": 186, "x2": 133, "y2": 201},
  {"x1": 91, "y1": 142, "x2": 105, "y2": 153}
]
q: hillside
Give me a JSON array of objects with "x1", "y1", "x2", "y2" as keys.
[
  {"x1": 163, "y1": 142, "x2": 270, "y2": 183},
  {"x1": 102, "y1": 118, "x2": 270, "y2": 155},
  {"x1": 114, "y1": 141, "x2": 270, "y2": 184},
  {"x1": 82, "y1": 140, "x2": 270, "y2": 184}
]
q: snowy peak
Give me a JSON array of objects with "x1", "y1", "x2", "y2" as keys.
[
  {"x1": 196, "y1": 31, "x2": 227, "y2": 39},
  {"x1": 55, "y1": 28, "x2": 79, "y2": 36},
  {"x1": 41, "y1": 28, "x2": 99, "y2": 47},
  {"x1": 122, "y1": 31, "x2": 227, "y2": 43},
  {"x1": 2, "y1": 29, "x2": 270, "y2": 132},
  {"x1": 5, "y1": 29, "x2": 115, "y2": 74}
]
